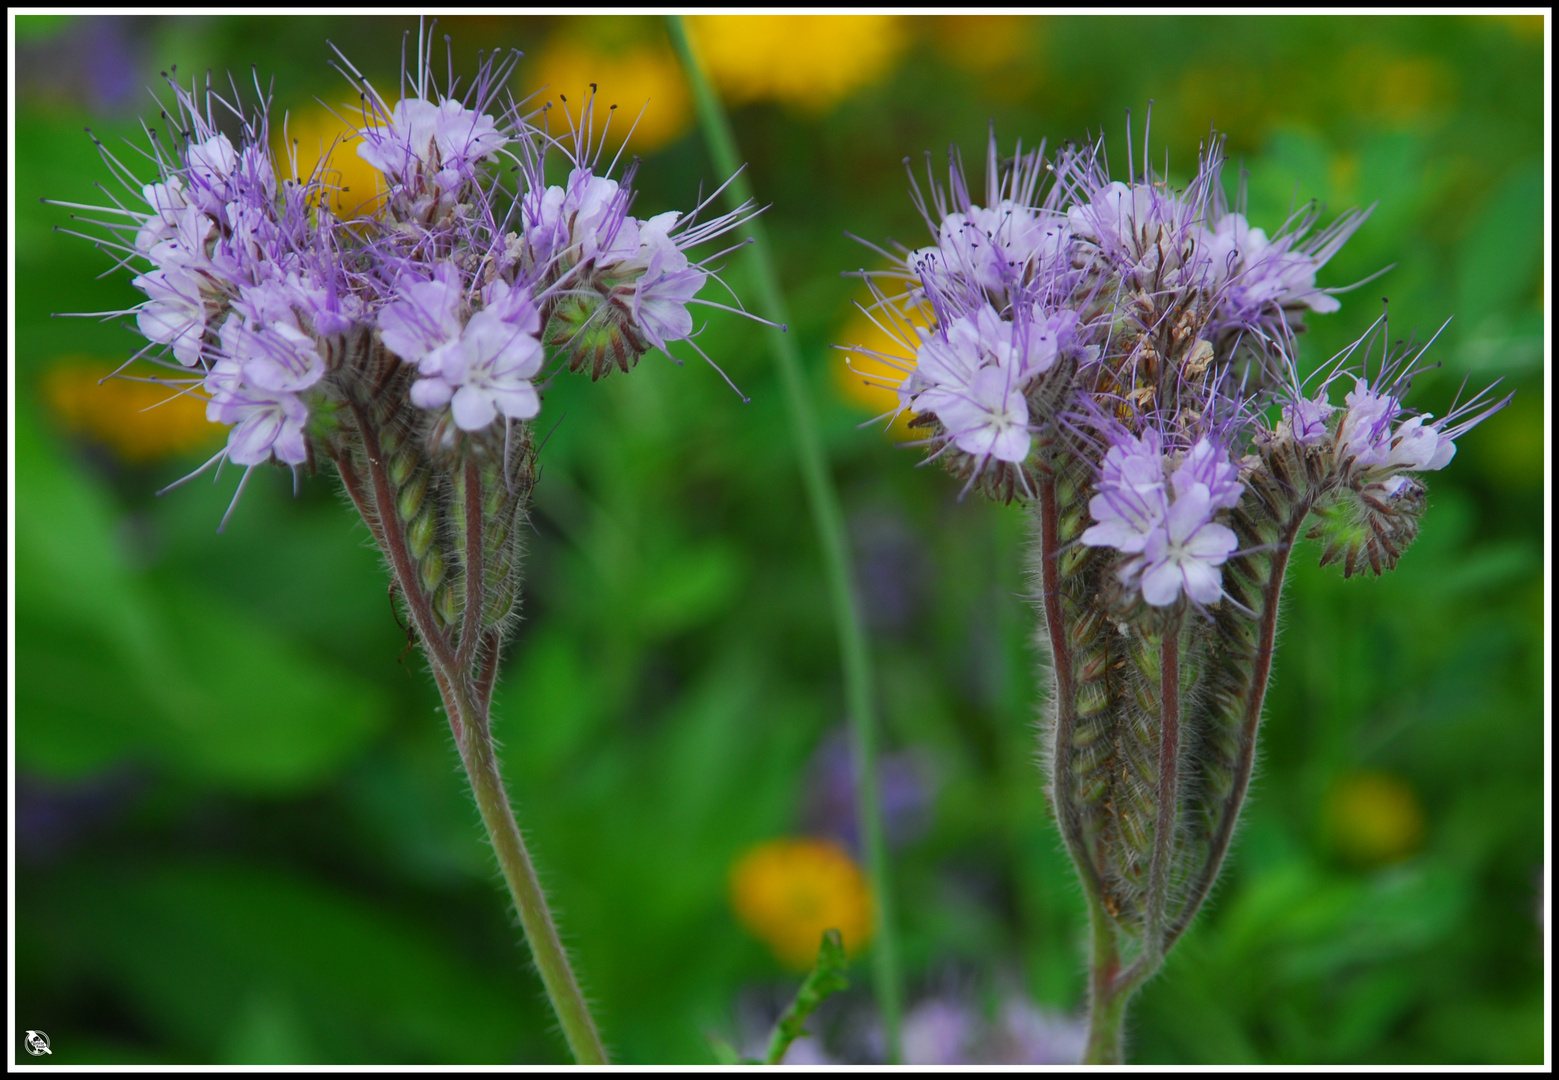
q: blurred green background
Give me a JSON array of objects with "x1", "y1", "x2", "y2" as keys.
[{"x1": 12, "y1": 14, "x2": 1546, "y2": 1065}]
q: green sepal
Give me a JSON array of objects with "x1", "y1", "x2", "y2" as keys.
[
  {"x1": 542, "y1": 276, "x2": 648, "y2": 380},
  {"x1": 1306, "y1": 476, "x2": 1425, "y2": 578},
  {"x1": 302, "y1": 395, "x2": 344, "y2": 442}
]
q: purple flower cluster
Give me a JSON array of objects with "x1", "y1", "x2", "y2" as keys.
[
  {"x1": 1079, "y1": 431, "x2": 1243, "y2": 607},
  {"x1": 116, "y1": 120, "x2": 346, "y2": 469},
  {"x1": 521, "y1": 165, "x2": 720, "y2": 353},
  {"x1": 850, "y1": 122, "x2": 1505, "y2": 610},
  {"x1": 899, "y1": 304, "x2": 1078, "y2": 465},
  {"x1": 64, "y1": 39, "x2": 755, "y2": 513}
]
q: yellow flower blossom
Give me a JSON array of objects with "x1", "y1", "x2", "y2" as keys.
[
  {"x1": 687, "y1": 15, "x2": 907, "y2": 111},
  {"x1": 1373, "y1": 55, "x2": 1452, "y2": 125},
  {"x1": 935, "y1": 15, "x2": 1036, "y2": 73},
  {"x1": 730, "y1": 837, "x2": 874, "y2": 969},
  {"x1": 43, "y1": 360, "x2": 218, "y2": 462},
  {"x1": 529, "y1": 36, "x2": 691, "y2": 154},
  {"x1": 1493, "y1": 13, "x2": 1543, "y2": 39},
  {"x1": 1323, "y1": 770, "x2": 1426, "y2": 867}
]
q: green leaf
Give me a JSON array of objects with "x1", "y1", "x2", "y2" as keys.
[
  {"x1": 47, "y1": 859, "x2": 550, "y2": 1063},
  {"x1": 15, "y1": 398, "x2": 388, "y2": 791},
  {"x1": 637, "y1": 540, "x2": 746, "y2": 638},
  {"x1": 1458, "y1": 163, "x2": 1543, "y2": 323}
]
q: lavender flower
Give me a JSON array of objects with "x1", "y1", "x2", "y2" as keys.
[
  {"x1": 845, "y1": 117, "x2": 1508, "y2": 1063},
  {"x1": 520, "y1": 149, "x2": 751, "y2": 379},
  {"x1": 356, "y1": 96, "x2": 508, "y2": 185},
  {"x1": 800, "y1": 730, "x2": 933, "y2": 852},
  {"x1": 1082, "y1": 432, "x2": 1242, "y2": 607},
  {"x1": 901, "y1": 998, "x2": 974, "y2": 1065},
  {"x1": 1279, "y1": 393, "x2": 1335, "y2": 444},
  {"x1": 1135, "y1": 481, "x2": 1239, "y2": 606},
  {"x1": 1078, "y1": 428, "x2": 1169, "y2": 555},
  {"x1": 897, "y1": 993, "x2": 1086, "y2": 1065},
  {"x1": 1202, "y1": 198, "x2": 1371, "y2": 350},
  {"x1": 904, "y1": 137, "x2": 1066, "y2": 311}
]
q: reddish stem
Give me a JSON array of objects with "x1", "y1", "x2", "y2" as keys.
[
  {"x1": 348, "y1": 402, "x2": 460, "y2": 681},
  {"x1": 334, "y1": 453, "x2": 385, "y2": 548},
  {"x1": 1145, "y1": 613, "x2": 1182, "y2": 956},
  {"x1": 456, "y1": 456, "x2": 484, "y2": 673},
  {"x1": 1038, "y1": 471, "x2": 1106, "y2": 903}
]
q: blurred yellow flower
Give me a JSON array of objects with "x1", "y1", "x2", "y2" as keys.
[
  {"x1": 1374, "y1": 55, "x2": 1452, "y2": 125},
  {"x1": 43, "y1": 360, "x2": 217, "y2": 462},
  {"x1": 1338, "y1": 47, "x2": 1453, "y2": 127},
  {"x1": 730, "y1": 837, "x2": 873, "y2": 969},
  {"x1": 935, "y1": 15, "x2": 1036, "y2": 73},
  {"x1": 688, "y1": 15, "x2": 908, "y2": 111},
  {"x1": 274, "y1": 104, "x2": 382, "y2": 219},
  {"x1": 529, "y1": 36, "x2": 691, "y2": 154},
  {"x1": 1323, "y1": 770, "x2": 1427, "y2": 867},
  {"x1": 834, "y1": 290, "x2": 929, "y2": 441},
  {"x1": 1493, "y1": 13, "x2": 1543, "y2": 39}
]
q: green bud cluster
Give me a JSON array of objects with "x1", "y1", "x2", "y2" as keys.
[{"x1": 542, "y1": 266, "x2": 652, "y2": 381}]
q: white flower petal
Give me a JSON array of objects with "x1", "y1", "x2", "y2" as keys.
[{"x1": 451, "y1": 384, "x2": 497, "y2": 430}]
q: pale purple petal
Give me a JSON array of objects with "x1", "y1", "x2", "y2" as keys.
[
  {"x1": 1183, "y1": 520, "x2": 1238, "y2": 560},
  {"x1": 1140, "y1": 558, "x2": 1184, "y2": 607},
  {"x1": 1165, "y1": 483, "x2": 1214, "y2": 545},
  {"x1": 491, "y1": 383, "x2": 540, "y2": 421},
  {"x1": 450, "y1": 384, "x2": 497, "y2": 430},
  {"x1": 410, "y1": 376, "x2": 454, "y2": 409},
  {"x1": 1180, "y1": 557, "x2": 1224, "y2": 604}
]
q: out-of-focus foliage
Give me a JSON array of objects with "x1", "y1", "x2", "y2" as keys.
[{"x1": 12, "y1": 14, "x2": 1545, "y2": 1065}]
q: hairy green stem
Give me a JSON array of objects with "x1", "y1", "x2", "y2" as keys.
[
  {"x1": 452, "y1": 681, "x2": 609, "y2": 1066},
  {"x1": 764, "y1": 929, "x2": 850, "y2": 1065},
  {"x1": 666, "y1": 15, "x2": 903, "y2": 1062},
  {"x1": 348, "y1": 433, "x2": 608, "y2": 1065},
  {"x1": 1037, "y1": 469, "x2": 1105, "y2": 903},
  {"x1": 1082, "y1": 894, "x2": 1128, "y2": 1065}
]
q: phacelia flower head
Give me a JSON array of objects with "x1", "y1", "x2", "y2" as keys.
[
  {"x1": 516, "y1": 104, "x2": 761, "y2": 380},
  {"x1": 844, "y1": 113, "x2": 1485, "y2": 592},
  {"x1": 1201, "y1": 195, "x2": 1372, "y2": 355},
  {"x1": 57, "y1": 30, "x2": 763, "y2": 531},
  {"x1": 904, "y1": 134, "x2": 1071, "y2": 316}
]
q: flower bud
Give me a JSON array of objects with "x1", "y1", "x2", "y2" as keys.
[{"x1": 543, "y1": 269, "x2": 648, "y2": 380}]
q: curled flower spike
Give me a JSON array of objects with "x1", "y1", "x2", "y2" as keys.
[
  {"x1": 843, "y1": 114, "x2": 1508, "y2": 1064},
  {"x1": 516, "y1": 95, "x2": 766, "y2": 382},
  {"x1": 55, "y1": 25, "x2": 769, "y2": 1065}
]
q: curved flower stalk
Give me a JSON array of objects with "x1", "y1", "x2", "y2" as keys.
[
  {"x1": 844, "y1": 118, "x2": 1508, "y2": 1064},
  {"x1": 55, "y1": 27, "x2": 762, "y2": 1065}
]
